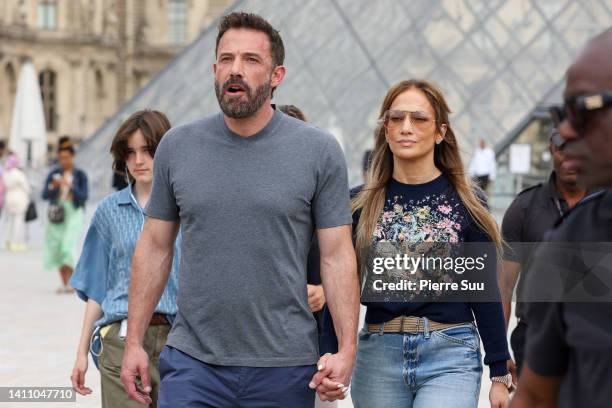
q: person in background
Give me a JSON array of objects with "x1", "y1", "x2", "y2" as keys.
[
  {"x1": 277, "y1": 104, "x2": 306, "y2": 121},
  {"x1": 42, "y1": 137, "x2": 89, "y2": 293},
  {"x1": 2, "y1": 153, "x2": 30, "y2": 251},
  {"x1": 0, "y1": 140, "x2": 6, "y2": 218},
  {"x1": 499, "y1": 128, "x2": 588, "y2": 380},
  {"x1": 469, "y1": 139, "x2": 497, "y2": 192},
  {"x1": 278, "y1": 103, "x2": 337, "y2": 408},
  {"x1": 361, "y1": 149, "x2": 373, "y2": 183},
  {"x1": 70, "y1": 110, "x2": 179, "y2": 407},
  {"x1": 277, "y1": 105, "x2": 327, "y2": 318}
]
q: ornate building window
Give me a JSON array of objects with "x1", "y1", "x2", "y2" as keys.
[
  {"x1": 37, "y1": 0, "x2": 58, "y2": 30},
  {"x1": 168, "y1": 0, "x2": 187, "y2": 44},
  {"x1": 39, "y1": 69, "x2": 57, "y2": 131}
]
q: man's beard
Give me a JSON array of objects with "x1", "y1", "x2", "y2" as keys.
[{"x1": 215, "y1": 76, "x2": 271, "y2": 119}]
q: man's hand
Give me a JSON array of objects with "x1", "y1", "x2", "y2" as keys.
[
  {"x1": 490, "y1": 382, "x2": 510, "y2": 408},
  {"x1": 70, "y1": 353, "x2": 92, "y2": 396},
  {"x1": 307, "y1": 284, "x2": 325, "y2": 312},
  {"x1": 309, "y1": 351, "x2": 355, "y2": 402},
  {"x1": 120, "y1": 343, "x2": 152, "y2": 406},
  {"x1": 507, "y1": 359, "x2": 518, "y2": 388}
]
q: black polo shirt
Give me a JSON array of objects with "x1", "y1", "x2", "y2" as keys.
[
  {"x1": 525, "y1": 189, "x2": 612, "y2": 408},
  {"x1": 501, "y1": 173, "x2": 569, "y2": 320}
]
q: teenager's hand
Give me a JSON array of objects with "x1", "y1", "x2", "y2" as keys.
[{"x1": 71, "y1": 353, "x2": 92, "y2": 396}]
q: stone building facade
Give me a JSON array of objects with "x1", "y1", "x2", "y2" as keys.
[{"x1": 0, "y1": 0, "x2": 231, "y2": 148}]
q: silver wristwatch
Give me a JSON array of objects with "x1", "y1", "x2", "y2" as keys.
[{"x1": 491, "y1": 373, "x2": 513, "y2": 389}]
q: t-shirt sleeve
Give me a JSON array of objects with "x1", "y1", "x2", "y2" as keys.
[
  {"x1": 312, "y1": 137, "x2": 352, "y2": 229},
  {"x1": 501, "y1": 196, "x2": 524, "y2": 262},
  {"x1": 70, "y1": 213, "x2": 109, "y2": 305},
  {"x1": 525, "y1": 302, "x2": 569, "y2": 376},
  {"x1": 145, "y1": 134, "x2": 180, "y2": 221}
]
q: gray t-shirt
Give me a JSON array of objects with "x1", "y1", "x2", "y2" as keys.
[{"x1": 146, "y1": 110, "x2": 351, "y2": 367}]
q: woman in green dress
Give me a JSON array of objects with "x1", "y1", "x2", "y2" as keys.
[{"x1": 42, "y1": 137, "x2": 89, "y2": 293}]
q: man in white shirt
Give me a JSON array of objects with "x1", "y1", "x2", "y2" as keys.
[{"x1": 469, "y1": 139, "x2": 497, "y2": 192}]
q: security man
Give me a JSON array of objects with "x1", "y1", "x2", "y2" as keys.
[
  {"x1": 511, "y1": 29, "x2": 612, "y2": 408},
  {"x1": 499, "y1": 129, "x2": 587, "y2": 377}
]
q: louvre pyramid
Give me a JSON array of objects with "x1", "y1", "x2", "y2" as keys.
[{"x1": 78, "y1": 0, "x2": 612, "y2": 198}]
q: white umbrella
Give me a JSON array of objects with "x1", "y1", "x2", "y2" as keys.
[{"x1": 8, "y1": 60, "x2": 47, "y2": 169}]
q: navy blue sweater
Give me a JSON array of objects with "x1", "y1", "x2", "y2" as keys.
[{"x1": 340, "y1": 175, "x2": 509, "y2": 377}]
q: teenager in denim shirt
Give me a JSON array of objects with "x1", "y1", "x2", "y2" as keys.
[{"x1": 69, "y1": 110, "x2": 180, "y2": 407}]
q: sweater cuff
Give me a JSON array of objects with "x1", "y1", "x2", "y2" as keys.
[{"x1": 489, "y1": 361, "x2": 508, "y2": 378}]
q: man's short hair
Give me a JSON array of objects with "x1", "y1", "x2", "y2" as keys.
[
  {"x1": 0, "y1": 140, "x2": 5, "y2": 150},
  {"x1": 216, "y1": 12, "x2": 285, "y2": 68}
]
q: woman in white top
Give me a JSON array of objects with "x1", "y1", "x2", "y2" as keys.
[{"x1": 2, "y1": 154, "x2": 31, "y2": 251}]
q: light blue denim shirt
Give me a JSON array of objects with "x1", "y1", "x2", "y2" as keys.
[{"x1": 71, "y1": 185, "x2": 180, "y2": 327}]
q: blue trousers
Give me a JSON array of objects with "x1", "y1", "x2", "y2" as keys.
[{"x1": 158, "y1": 346, "x2": 317, "y2": 407}]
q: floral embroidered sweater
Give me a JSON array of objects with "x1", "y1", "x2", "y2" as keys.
[{"x1": 352, "y1": 174, "x2": 510, "y2": 377}]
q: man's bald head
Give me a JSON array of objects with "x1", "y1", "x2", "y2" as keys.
[
  {"x1": 565, "y1": 30, "x2": 612, "y2": 98},
  {"x1": 559, "y1": 29, "x2": 612, "y2": 189}
]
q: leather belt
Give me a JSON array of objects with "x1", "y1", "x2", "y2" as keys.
[
  {"x1": 149, "y1": 313, "x2": 168, "y2": 326},
  {"x1": 367, "y1": 316, "x2": 471, "y2": 333}
]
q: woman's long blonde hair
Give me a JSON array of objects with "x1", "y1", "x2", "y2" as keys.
[{"x1": 352, "y1": 79, "x2": 502, "y2": 265}]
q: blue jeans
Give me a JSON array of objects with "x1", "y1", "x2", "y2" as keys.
[
  {"x1": 158, "y1": 346, "x2": 317, "y2": 407},
  {"x1": 351, "y1": 321, "x2": 483, "y2": 408}
]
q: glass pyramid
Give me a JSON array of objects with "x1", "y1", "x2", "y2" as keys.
[{"x1": 77, "y1": 0, "x2": 612, "y2": 199}]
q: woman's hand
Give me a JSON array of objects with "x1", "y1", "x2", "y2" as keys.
[
  {"x1": 489, "y1": 381, "x2": 510, "y2": 408},
  {"x1": 71, "y1": 353, "x2": 92, "y2": 396}
]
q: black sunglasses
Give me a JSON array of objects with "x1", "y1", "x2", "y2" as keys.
[{"x1": 549, "y1": 91, "x2": 612, "y2": 133}]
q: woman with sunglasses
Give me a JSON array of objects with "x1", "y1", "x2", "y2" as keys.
[{"x1": 350, "y1": 80, "x2": 511, "y2": 407}]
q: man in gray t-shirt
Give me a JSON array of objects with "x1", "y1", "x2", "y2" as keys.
[{"x1": 120, "y1": 12, "x2": 360, "y2": 408}]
